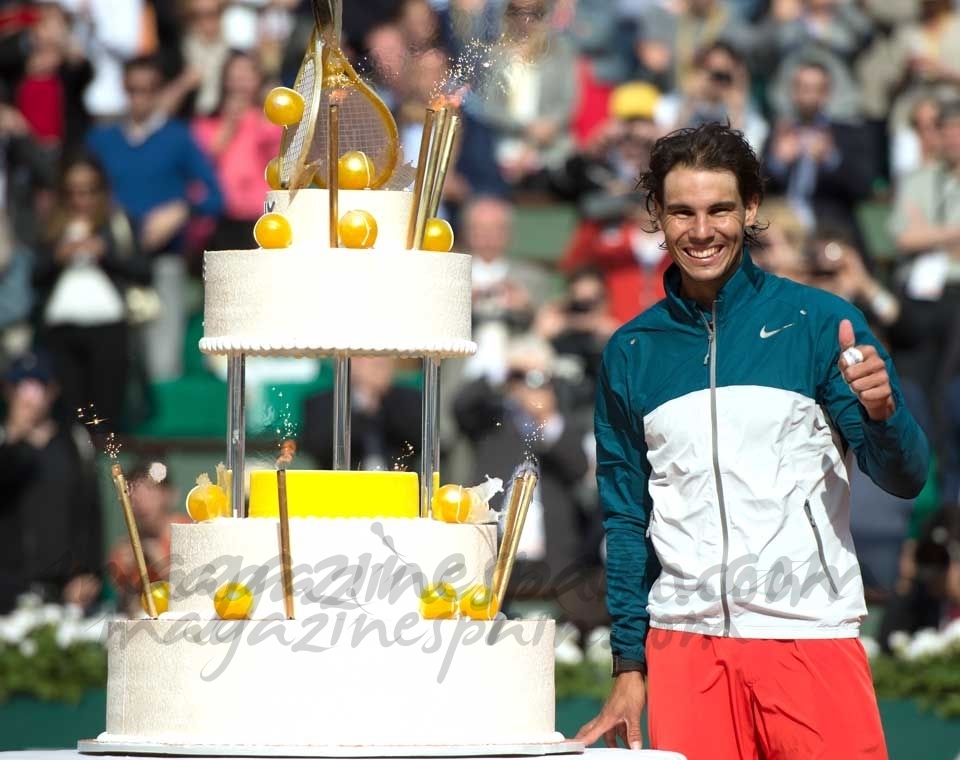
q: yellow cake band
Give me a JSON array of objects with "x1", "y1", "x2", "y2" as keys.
[{"x1": 248, "y1": 470, "x2": 423, "y2": 518}]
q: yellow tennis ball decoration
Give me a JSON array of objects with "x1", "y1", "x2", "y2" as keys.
[
  {"x1": 458, "y1": 583, "x2": 498, "y2": 621},
  {"x1": 185, "y1": 473, "x2": 229, "y2": 522},
  {"x1": 265, "y1": 156, "x2": 281, "y2": 190},
  {"x1": 419, "y1": 582, "x2": 458, "y2": 620},
  {"x1": 263, "y1": 86, "x2": 304, "y2": 126},
  {"x1": 422, "y1": 217, "x2": 454, "y2": 252},
  {"x1": 254, "y1": 212, "x2": 293, "y2": 249},
  {"x1": 141, "y1": 581, "x2": 170, "y2": 616},
  {"x1": 338, "y1": 150, "x2": 375, "y2": 190},
  {"x1": 338, "y1": 209, "x2": 378, "y2": 249},
  {"x1": 432, "y1": 484, "x2": 472, "y2": 523},
  {"x1": 214, "y1": 582, "x2": 254, "y2": 620}
]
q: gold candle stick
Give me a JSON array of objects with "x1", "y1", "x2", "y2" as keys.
[
  {"x1": 328, "y1": 102, "x2": 340, "y2": 248},
  {"x1": 427, "y1": 113, "x2": 460, "y2": 218},
  {"x1": 407, "y1": 107, "x2": 436, "y2": 249},
  {"x1": 111, "y1": 463, "x2": 158, "y2": 618},
  {"x1": 415, "y1": 106, "x2": 447, "y2": 247},
  {"x1": 492, "y1": 468, "x2": 539, "y2": 609},
  {"x1": 276, "y1": 439, "x2": 297, "y2": 620}
]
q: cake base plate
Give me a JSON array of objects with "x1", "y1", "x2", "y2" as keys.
[{"x1": 76, "y1": 739, "x2": 586, "y2": 758}]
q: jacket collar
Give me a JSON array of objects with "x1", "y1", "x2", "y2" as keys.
[{"x1": 663, "y1": 249, "x2": 766, "y2": 327}]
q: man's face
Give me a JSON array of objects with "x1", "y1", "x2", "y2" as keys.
[
  {"x1": 941, "y1": 115, "x2": 960, "y2": 166},
  {"x1": 124, "y1": 67, "x2": 162, "y2": 123},
  {"x1": 791, "y1": 66, "x2": 831, "y2": 122},
  {"x1": 464, "y1": 201, "x2": 512, "y2": 261},
  {"x1": 657, "y1": 166, "x2": 758, "y2": 305}
]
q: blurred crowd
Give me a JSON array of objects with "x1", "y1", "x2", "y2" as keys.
[{"x1": 2, "y1": 0, "x2": 960, "y2": 645}]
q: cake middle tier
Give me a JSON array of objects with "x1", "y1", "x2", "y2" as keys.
[
  {"x1": 168, "y1": 518, "x2": 498, "y2": 620},
  {"x1": 200, "y1": 247, "x2": 476, "y2": 358}
]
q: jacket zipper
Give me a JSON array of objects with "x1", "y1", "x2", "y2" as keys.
[
  {"x1": 703, "y1": 305, "x2": 731, "y2": 636},
  {"x1": 803, "y1": 500, "x2": 839, "y2": 595}
]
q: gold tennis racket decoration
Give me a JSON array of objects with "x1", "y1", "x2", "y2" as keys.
[
  {"x1": 303, "y1": 0, "x2": 400, "y2": 189},
  {"x1": 273, "y1": 26, "x2": 323, "y2": 191}
]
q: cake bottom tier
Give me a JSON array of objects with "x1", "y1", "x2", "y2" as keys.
[{"x1": 102, "y1": 618, "x2": 558, "y2": 747}]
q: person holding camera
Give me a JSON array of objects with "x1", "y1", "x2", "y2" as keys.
[
  {"x1": 660, "y1": 41, "x2": 769, "y2": 155},
  {"x1": 534, "y1": 268, "x2": 618, "y2": 411}
]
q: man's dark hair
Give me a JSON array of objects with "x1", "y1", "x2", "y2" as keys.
[
  {"x1": 637, "y1": 122, "x2": 766, "y2": 247},
  {"x1": 793, "y1": 58, "x2": 832, "y2": 82},
  {"x1": 123, "y1": 54, "x2": 166, "y2": 81}
]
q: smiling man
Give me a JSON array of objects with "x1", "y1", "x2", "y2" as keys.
[{"x1": 575, "y1": 124, "x2": 929, "y2": 760}]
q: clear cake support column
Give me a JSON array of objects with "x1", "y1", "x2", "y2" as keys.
[
  {"x1": 333, "y1": 355, "x2": 351, "y2": 470},
  {"x1": 227, "y1": 352, "x2": 247, "y2": 518},
  {"x1": 420, "y1": 356, "x2": 441, "y2": 518}
]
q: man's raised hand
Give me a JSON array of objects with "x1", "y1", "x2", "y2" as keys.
[{"x1": 838, "y1": 318, "x2": 895, "y2": 421}]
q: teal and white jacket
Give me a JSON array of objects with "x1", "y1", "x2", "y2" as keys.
[{"x1": 596, "y1": 253, "x2": 929, "y2": 664}]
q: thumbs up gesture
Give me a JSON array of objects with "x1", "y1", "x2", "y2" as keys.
[{"x1": 837, "y1": 319, "x2": 895, "y2": 421}]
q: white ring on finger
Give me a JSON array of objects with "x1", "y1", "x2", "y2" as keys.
[{"x1": 841, "y1": 347, "x2": 864, "y2": 368}]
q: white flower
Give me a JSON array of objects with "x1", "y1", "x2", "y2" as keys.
[
  {"x1": 16, "y1": 591, "x2": 42, "y2": 610},
  {"x1": 555, "y1": 638, "x2": 584, "y2": 665},
  {"x1": 19, "y1": 638, "x2": 38, "y2": 657},
  {"x1": 62, "y1": 604, "x2": 84, "y2": 623},
  {"x1": 0, "y1": 611, "x2": 36, "y2": 644},
  {"x1": 942, "y1": 618, "x2": 960, "y2": 645},
  {"x1": 39, "y1": 604, "x2": 63, "y2": 626},
  {"x1": 859, "y1": 635, "x2": 880, "y2": 660},
  {"x1": 903, "y1": 628, "x2": 947, "y2": 661},
  {"x1": 888, "y1": 630, "x2": 911, "y2": 654},
  {"x1": 56, "y1": 621, "x2": 80, "y2": 649}
]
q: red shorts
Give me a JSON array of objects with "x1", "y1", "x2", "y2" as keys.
[{"x1": 646, "y1": 630, "x2": 887, "y2": 760}]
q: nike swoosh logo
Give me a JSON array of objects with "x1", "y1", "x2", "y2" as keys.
[{"x1": 760, "y1": 323, "x2": 794, "y2": 339}]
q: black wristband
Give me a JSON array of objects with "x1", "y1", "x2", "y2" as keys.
[{"x1": 611, "y1": 655, "x2": 647, "y2": 677}]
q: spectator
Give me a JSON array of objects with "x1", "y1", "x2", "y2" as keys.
[
  {"x1": 193, "y1": 51, "x2": 280, "y2": 251},
  {"x1": 0, "y1": 211, "x2": 34, "y2": 364},
  {"x1": 301, "y1": 357, "x2": 422, "y2": 471},
  {"x1": 163, "y1": 0, "x2": 232, "y2": 119},
  {"x1": 557, "y1": 82, "x2": 670, "y2": 323},
  {"x1": 882, "y1": 0, "x2": 960, "y2": 145},
  {"x1": 107, "y1": 459, "x2": 189, "y2": 617},
  {"x1": 32, "y1": 153, "x2": 151, "y2": 433},
  {"x1": 0, "y1": 1, "x2": 92, "y2": 154},
  {"x1": 763, "y1": 60, "x2": 877, "y2": 243},
  {"x1": 660, "y1": 41, "x2": 768, "y2": 155},
  {"x1": 534, "y1": 267, "x2": 618, "y2": 410},
  {"x1": 86, "y1": 55, "x2": 223, "y2": 382},
  {"x1": 0, "y1": 103, "x2": 57, "y2": 250},
  {"x1": 752, "y1": 196, "x2": 812, "y2": 284},
  {"x1": 477, "y1": 0, "x2": 578, "y2": 190},
  {"x1": 888, "y1": 98, "x2": 960, "y2": 398},
  {"x1": 634, "y1": 0, "x2": 751, "y2": 94},
  {"x1": 891, "y1": 95, "x2": 943, "y2": 182},
  {"x1": 757, "y1": 0, "x2": 874, "y2": 122},
  {"x1": 62, "y1": 0, "x2": 153, "y2": 122},
  {"x1": 0, "y1": 350, "x2": 102, "y2": 614},
  {"x1": 452, "y1": 334, "x2": 599, "y2": 601},
  {"x1": 461, "y1": 195, "x2": 551, "y2": 383}
]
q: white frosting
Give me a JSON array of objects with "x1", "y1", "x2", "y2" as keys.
[
  {"x1": 102, "y1": 618, "x2": 557, "y2": 746},
  {"x1": 168, "y1": 518, "x2": 498, "y2": 622},
  {"x1": 200, "y1": 248, "x2": 475, "y2": 358},
  {"x1": 264, "y1": 189, "x2": 413, "y2": 250}
]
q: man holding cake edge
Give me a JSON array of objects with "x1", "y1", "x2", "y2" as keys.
[{"x1": 575, "y1": 123, "x2": 929, "y2": 759}]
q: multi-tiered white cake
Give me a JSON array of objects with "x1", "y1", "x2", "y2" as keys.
[{"x1": 85, "y1": 185, "x2": 568, "y2": 753}]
